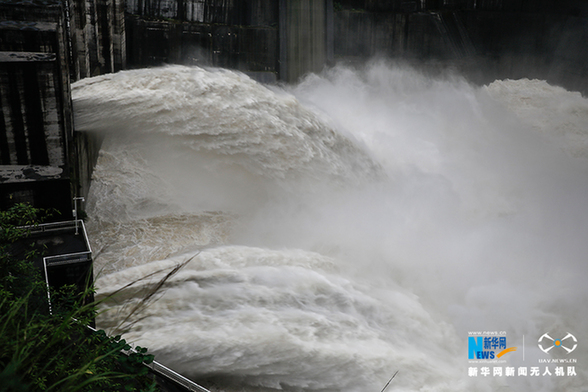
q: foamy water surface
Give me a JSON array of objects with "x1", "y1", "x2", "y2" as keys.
[{"x1": 73, "y1": 63, "x2": 588, "y2": 392}]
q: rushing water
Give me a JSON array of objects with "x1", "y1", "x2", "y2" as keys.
[{"x1": 72, "y1": 62, "x2": 588, "y2": 392}]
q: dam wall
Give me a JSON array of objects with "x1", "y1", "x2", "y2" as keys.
[
  {"x1": 70, "y1": 0, "x2": 127, "y2": 79},
  {"x1": 124, "y1": 0, "x2": 588, "y2": 92},
  {"x1": 280, "y1": 0, "x2": 333, "y2": 82},
  {"x1": 125, "y1": 13, "x2": 279, "y2": 80},
  {"x1": 333, "y1": 1, "x2": 588, "y2": 93},
  {"x1": 124, "y1": 0, "x2": 332, "y2": 82},
  {"x1": 0, "y1": 0, "x2": 124, "y2": 217},
  {"x1": 1, "y1": 0, "x2": 588, "y2": 218},
  {"x1": 125, "y1": 0, "x2": 279, "y2": 81}
]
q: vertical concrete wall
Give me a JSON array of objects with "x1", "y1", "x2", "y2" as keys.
[
  {"x1": 332, "y1": 1, "x2": 588, "y2": 92},
  {"x1": 68, "y1": 0, "x2": 125, "y2": 199},
  {"x1": 0, "y1": 0, "x2": 125, "y2": 216},
  {"x1": 335, "y1": 0, "x2": 586, "y2": 13},
  {"x1": 73, "y1": 129, "x2": 104, "y2": 204},
  {"x1": 125, "y1": 0, "x2": 280, "y2": 81},
  {"x1": 122, "y1": 0, "x2": 588, "y2": 89},
  {"x1": 124, "y1": 0, "x2": 333, "y2": 82},
  {"x1": 126, "y1": 15, "x2": 279, "y2": 77},
  {"x1": 0, "y1": 1, "x2": 73, "y2": 216},
  {"x1": 280, "y1": 0, "x2": 330, "y2": 82},
  {"x1": 127, "y1": 0, "x2": 277, "y2": 25},
  {"x1": 0, "y1": 3, "x2": 72, "y2": 168},
  {"x1": 2, "y1": 0, "x2": 587, "y2": 219},
  {"x1": 69, "y1": 0, "x2": 99, "y2": 79},
  {"x1": 0, "y1": 53, "x2": 66, "y2": 167},
  {"x1": 68, "y1": 0, "x2": 126, "y2": 79}
]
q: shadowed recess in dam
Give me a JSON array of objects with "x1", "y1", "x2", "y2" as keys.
[{"x1": 73, "y1": 63, "x2": 588, "y2": 392}]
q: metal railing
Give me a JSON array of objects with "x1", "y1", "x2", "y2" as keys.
[
  {"x1": 84, "y1": 324, "x2": 212, "y2": 392},
  {"x1": 30, "y1": 220, "x2": 210, "y2": 392},
  {"x1": 34, "y1": 220, "x2": 92, "y2": 314},
  {"x1": 26, "y1": 220, "x2": 79, "y2": 233},
  {"x1": 146, "y1": 361, "x2": 212, "y2": 392},
  {"x1": 25, "y1": 219, "x2": 93, "y2": 253},
  {"x1": 44, "y1": 250, "x2": 92, "y2": 266}
]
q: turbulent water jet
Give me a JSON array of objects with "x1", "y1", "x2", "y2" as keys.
[{"x1": 73, "y1": 63, "x2": 588, "y2": 392}]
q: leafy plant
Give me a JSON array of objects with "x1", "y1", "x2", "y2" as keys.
[{"x1": 0, "y1": 204, "x2": 158, "y2": 392}]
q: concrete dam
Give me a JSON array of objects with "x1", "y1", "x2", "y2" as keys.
[
  {"x1": 2, "y1": 0, "x2": 587, "y2": 214},
  {"x1": 2, "y1": 1, "x2": 588, "y2": 391}
]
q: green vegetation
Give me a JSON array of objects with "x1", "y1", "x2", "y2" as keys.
[{"x1": 0, "y1": 204, "x2": 158, "y2": 392}]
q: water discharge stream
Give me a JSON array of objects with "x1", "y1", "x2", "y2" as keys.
[{"x1": 72, "y1": 62, "x2": 588, "y2": 392}]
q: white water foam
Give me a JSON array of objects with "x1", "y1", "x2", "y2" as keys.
[{"x1": 73, "y1": 63, "x2": 588, "y2": 392}]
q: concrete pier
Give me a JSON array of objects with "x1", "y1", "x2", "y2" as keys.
[
  {"x1": 0, "y1": 1, "x2": 73, "y2": 216},
  {"x1": 280, "y1": 0, "x2": 332, "y2": 82},
  {"x1": 124, "y1": 0, "x2": 333, "y2": 82},
  {"x1": 125, "y1": 0, "x2": 282, "y2": 81},
  {"x1": 0, "y1": 0, "x2": 123, "y2": 216}
]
